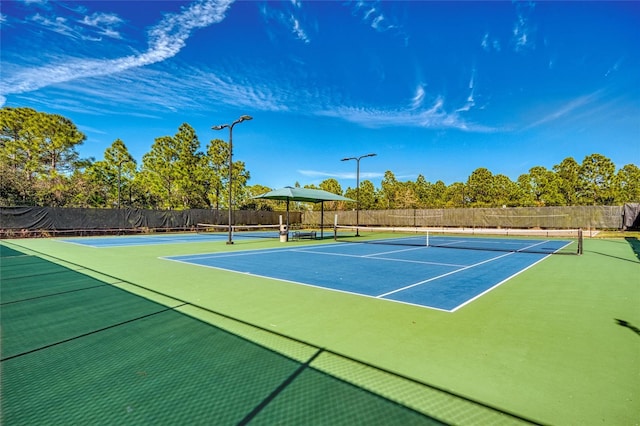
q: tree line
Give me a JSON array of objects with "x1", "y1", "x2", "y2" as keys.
[{"x1": 1, "y1": 107, "x2": 638, "y2": 211}]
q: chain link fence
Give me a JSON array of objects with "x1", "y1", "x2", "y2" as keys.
[
  {"x1": 0, "y1": 207, "x2": 300, "y2": 237},
  {"x1": 304, "y1": 206, "x2": 629, "y2": 230},
  {"x1": 3, "y1": 205, "x2": 636, "y2": 238}
]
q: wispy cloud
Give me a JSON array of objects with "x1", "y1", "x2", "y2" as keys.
[
  {"x1": 318, "y1": 94, "x2": 496, "y2": 133},
  {"x1": 456, "y1": 69, "x2": 476, "y2": 113},
  {"x1": 27, "y1": 7, "x2": 122, "y2": 41},
  {"x1": 2, "y1": 0, "x2": 497, "y2": 134},
  {"x1": 523, "y1": 91, "x2": 603, "y2": 130},
  {"x1": 512, "y1": 2, "x2": 536, "y2": 53},
  {"x1": 353, "y1": 0, "x2": 394, "y2": 32},
  {"x1": 481, "y1": 32, "x2": 501, "y2": 52},
  {"x1": 410, "y1": 85, "x2": 425, "y2": 109},
  {"x1": 605, "y1": 58, "x2": 623, "y2": 77},
  {"x1": 30, "y1": 13, "x2": 78, "y2": 38},
  {"x1": 0, "y1": 0, "x2": 234, "y2": 105},
  {"x1": 22, "y1": 63, "x2": 290, "y2": 116},
  {"x1": 259, "y1": 2, "x2": 312, "y2": 44},
  {"x1": 79, "y1": 12, "x2": 123, "y2": 39},
  {"x1": 291, "y1": 16, "x2": 310, "y2": 43}
]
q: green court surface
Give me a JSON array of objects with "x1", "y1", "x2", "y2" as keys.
[{"x1": 1, "y1": 235, "x2": 639, "y2": 425}]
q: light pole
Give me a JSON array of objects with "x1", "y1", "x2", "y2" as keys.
[
  {"x1": 212, "y1": 115, "x2": 253, "y2": 244},
  {"x1": 341, "y1": 153, "x2": 376, "y2": 236}
]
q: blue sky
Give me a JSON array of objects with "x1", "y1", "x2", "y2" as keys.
[{"x1": 1, "y1": 0, "x2": 639, "y2": 190}]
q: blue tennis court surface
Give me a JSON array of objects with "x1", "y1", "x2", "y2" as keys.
[
  {"x1": 59, "y1": 231, "x2": 277, "y2": 248},
  {"x1": 164, "y1": 242, "x2": 553, "y2": 312}
]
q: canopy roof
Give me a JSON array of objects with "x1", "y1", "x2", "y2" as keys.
[{"x1": 253, "y1": 186, "x2": 353, "y2": 203}]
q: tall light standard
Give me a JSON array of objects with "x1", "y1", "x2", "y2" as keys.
[
  {"x1": 212, "y1": 115, "x2": 253, "y2": 244},
  {"x1": 341, "y1": 153, "x2": 376, "y2": 236}
]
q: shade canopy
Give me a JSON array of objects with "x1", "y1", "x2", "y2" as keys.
[
  {"x1": 253, "y1": 186, "x2": 353, "y2": 239},
  {"x1": 253, "y1": 186, "x2": 353, "y2": 203}
]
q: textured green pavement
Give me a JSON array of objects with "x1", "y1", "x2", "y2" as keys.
[{"x1": 1, "y1": 235, "x2": 638, "y2": 424}]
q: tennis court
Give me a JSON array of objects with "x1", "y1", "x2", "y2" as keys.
[
  {"x1": 60, "y1": 225, "x2": 281, "y2": 248},
  {"x1": 164, "y1": 241, "x2": 556, "y2": 312},
  {"x1": 2, "y1": 232, "x2": 639, "y2": 425}
]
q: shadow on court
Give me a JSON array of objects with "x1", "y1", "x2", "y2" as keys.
[
  {"x1": 625, "y1": 237, "x2": 640, "y2": 261},
  {"x1": 615, "y1": 319, "x2": 640, "y2": 337},
  {"x1": 584, "y1": 237, "x2": 640, "y2": 264},
  {"x1": 0, "y1": 245, "x2": 458, "y2": 425}
]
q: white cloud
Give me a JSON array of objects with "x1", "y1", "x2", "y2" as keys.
[
  {"x1": 523, "y1": 91, "x2": 603, "y2": 130},
  {"x1": 79, "y1": 12, "x2": 124, "y2": 39},
  {"x1": 2, "y1": 0, "x2": 498, "y2": 135},
  {"x1": 260, "y1": 3, "x2": 311, "y2": 44},
  {"x1": 481, "y1": 32, "x2": 501, "y2": 53},
  {"x1": 512, "y1": 2, "x2": 536, "y2": 53},
  {"x1": 317, "y1": 94, "x2": 495, "y2": 133},
  {"x1": 410, "y1": 85, "x2": 425, "y2": 109},
  {"x1": 1, "y1": 0, "x2": 234, "y2": 104},
  {"x1": 80, "y1": 12, "x2": 121, "y2": 27},
  {"x1": 30, "y1": 13, "x2": 75, "y2": 37},
  {"x1": 456, "y1": 69, "x2": 476, "y2": 113},
  {"x1": 29, "y1": 10, "x2": 119, "y2": 41},
  {"x1": 605, "y1": 58, "x2": 622, "y2": 77},
  {"x1": 291, "y1": 16, "x2": 310, "y2": 43},
  {"x1": 353, "y1": 1, "x2": 396, "y2": 33}
]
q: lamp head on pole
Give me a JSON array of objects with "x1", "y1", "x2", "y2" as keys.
[
  {"x1": 211, "y1": 124, "x2": 229, "y2": 131},
  {"x1": 341, "y1": 153, "x2": 377, "y2": 162},
  {"x1": 233, "y1": 115, "x2": 253, "y2": 126}
]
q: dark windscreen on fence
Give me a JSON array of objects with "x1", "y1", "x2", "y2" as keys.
[
  {"x1": 622, "y1": 203, "x2": 640, "y2": 230},
  {"x1": 0, "y1": 207, "x2": 300, "y2": 233},
  {"x1": 305, "y1": 206, "x2": 625, "y2": 230}
]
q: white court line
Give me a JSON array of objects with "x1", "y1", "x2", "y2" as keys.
[
  {"x1": 163, "y1": 246, "x2": 301, "y2": 261},
  {"x1": 450, "y1": 253, "x2": 552, "y2": 312},
  {"x1": 376, "y1": 251, "x2": 514, "y2": 298},
  {"x1": 289, "y1": 248, "x2": 468, "y2": 268},
  {"x1": 55, "y1": 239, "x2": 102, "y2": 248},
  {"x1": 57, "y1": 233, "x2": 229, "y2": 248},
  {"x1": 362, "y1": 245, "x2": 426, "y2": 257},
  {"x1": 163, "y1": 242, "x2": 350, "y2": 261},
  {"x1": 516, "y1": 239, "x2": 551, "y2": 252}
]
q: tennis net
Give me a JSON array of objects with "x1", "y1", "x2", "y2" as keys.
[
  {"x1": 196, "y1": 224, "x2": 282, "y2": 239},
  {"x1": 334, "y1": 225, "x2": 583, "y2": 255}
]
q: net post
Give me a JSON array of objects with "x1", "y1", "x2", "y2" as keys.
[
  {"x1": 334, "y1": 214, "x2": 338, "y2": 241},
  {"x1": 577, "y1": 228, "x2": 583, "y2": 255}
]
